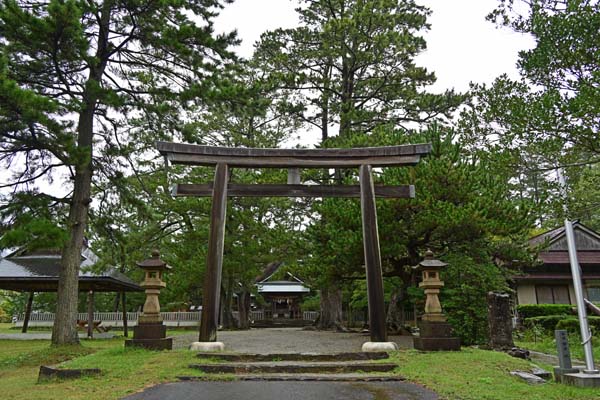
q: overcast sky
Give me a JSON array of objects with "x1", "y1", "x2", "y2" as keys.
[{"x1": 214, "y1": 0, "x2": 535, "y2": 93}]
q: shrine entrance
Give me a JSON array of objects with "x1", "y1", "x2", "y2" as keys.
[{"x1": 157, "y1": 142, "x2": 431, "y2": 344}]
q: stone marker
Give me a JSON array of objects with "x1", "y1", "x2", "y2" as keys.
[
  {"x1": 556, "y1": 330, "x2": 572, "y2": 369},
  {"x1": 487, "y1": 292, "x2": 514, "y2": 349},
  {"x1": 553, "y1": 329, "x2": 580, "y2": 382}
]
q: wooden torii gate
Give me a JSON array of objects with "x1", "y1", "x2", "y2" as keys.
[{"x1": 157, "y1": 141, "x2": 431, "y2": 344}]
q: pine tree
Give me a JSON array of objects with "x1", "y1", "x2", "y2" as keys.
[{"x1": 0, "y1": 0, "x2": 237, "y2": 345}]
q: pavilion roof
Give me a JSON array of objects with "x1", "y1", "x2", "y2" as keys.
[{"x1": 0, "y1": 251, "x2": 142, "y2": 293}]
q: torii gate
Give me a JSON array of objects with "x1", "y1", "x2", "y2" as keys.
[{"x1": 157, "y1": 141, "x2": 431, "y2": 347}]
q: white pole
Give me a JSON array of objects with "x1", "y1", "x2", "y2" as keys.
[{"x1": 558, "y1": 168, "x2": 598, "y2": 374}]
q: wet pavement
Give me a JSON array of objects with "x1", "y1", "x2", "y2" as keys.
[{"x1": 122, "y1": 381, "x2": 438, "y2": 400}]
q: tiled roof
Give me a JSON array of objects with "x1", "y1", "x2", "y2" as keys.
[{"x1": 0, "y1": 253, "x2": 141, "y2": 292}]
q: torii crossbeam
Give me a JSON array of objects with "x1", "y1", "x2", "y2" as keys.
[{"x1": 157, "y1": 141, "x2": 431, "y2": 345}]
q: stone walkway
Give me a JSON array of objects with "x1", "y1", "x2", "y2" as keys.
[
  {"x1": 0, "y1": 328, "x2": 414, "y2": 353},
  {"x1": 172, "y1": 328, "x2": 414, "y2": 353}
]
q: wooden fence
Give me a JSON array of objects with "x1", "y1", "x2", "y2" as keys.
[
  {"x1": 14, "y1": 309, "x2": 414, "y2": 328},
  {"x1": 14, "y1": 310, "x2": 320, "y2": 328}
]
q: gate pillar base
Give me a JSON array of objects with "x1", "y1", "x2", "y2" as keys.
[
  {"x1": 361, "y1": 342, "x2": 398, "y2": 352},
  {"x1": 190, "y1": 341, "x2": 225, "y2": 352}
]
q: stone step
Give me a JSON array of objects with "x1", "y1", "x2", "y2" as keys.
[
  {"x1": 179, "y1": 373, "x2": 405, "y2": 382},
  {"x1": 196, "y1": 351, "x2": 389, "y2": 362},
  {"x1": 188, "y1": 362, "x2": 397, "y2": 374}
]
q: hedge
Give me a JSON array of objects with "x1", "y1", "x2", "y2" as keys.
[
  {"x1": 524, "y1": 315, "x2": 570, "y2": 332},
  {"x1": 556, "y1": 317, "x2": 600, "y2": 334},
  {"x1": 524, "y1": 315, "x2": 600, "y2": 333},
  {"x1": 517, "y1": 304, "x2": 574, "y2": 319}
]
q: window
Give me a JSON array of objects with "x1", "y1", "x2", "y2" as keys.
[
  {"x1": 587, "y1": 287, "x2": 600, "y2": 303},
  {"x1": 535, "y1": 285, "x2": 571, "y2": 304}
]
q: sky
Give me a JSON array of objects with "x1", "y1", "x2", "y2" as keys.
[
  {"x1": 4, "y1": 1, "x2": 537, "y2": 197},
  {"x1": 214, "y1": 0, "x2": 535, "y2": 93}
]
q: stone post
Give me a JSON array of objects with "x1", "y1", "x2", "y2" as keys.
[{"x1": 487, "y1": 292, "x2": 514, "y2": 350}]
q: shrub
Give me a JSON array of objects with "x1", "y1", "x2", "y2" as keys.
[
  {"x1": 523, "y1": 315, "x2": 569, "y2": 332},
  {"x1": 0, "y1": 305, "x2": 9, "y2": 323},
  {"x1": 524, "y1": 315, "x2": 600, "y2": 334},
  {"x1": 556, "y1": 316, "x2": 600, "y2": 334},
  {"x1": 517, "y1": 304, "x2": 574, "y2": 319}
]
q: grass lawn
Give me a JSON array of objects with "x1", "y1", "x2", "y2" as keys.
[
  {"x1": 0, "y1": 322, "x2": 54, "y2": 334},
  {"x1": 516, "y1": 334, "x2": 600, "y2": 364},
  {"x1": 1, "y1": 338, "x2": 599, "y2": 400},
  {"x1": 391, "y1": 348, "x2": 599, "y2": 400}
]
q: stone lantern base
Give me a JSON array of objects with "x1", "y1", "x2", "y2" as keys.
[
  {"x1": 125, "y1": 322, "x2": 173, "y2": 351},
  {"x1": 413, "y1": 321, "x2": 460, "y2": 351}
]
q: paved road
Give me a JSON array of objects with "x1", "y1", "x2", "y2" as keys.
[
  {"x1": 173, "y1": 328, "x2": 414, "y2": 352},
  {"x1": 123, "y1": 381, "x2": 438, "y2": 400}
]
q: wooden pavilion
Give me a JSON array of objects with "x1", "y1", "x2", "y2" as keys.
[{"x1": 0, "y1": 247, "x2": 142, "y2": 336}]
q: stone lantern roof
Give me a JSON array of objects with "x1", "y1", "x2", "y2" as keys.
[
  {"x1": 418, "y1": 250, "x2": 447, "y2": 269},
  {"x1": 136, "y1": 250, "x2": 171, "y2": 271}
]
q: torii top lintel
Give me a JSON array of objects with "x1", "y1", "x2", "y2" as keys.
[{"x1": 156, "y1": 141, "x2": 432, "y2": 168}]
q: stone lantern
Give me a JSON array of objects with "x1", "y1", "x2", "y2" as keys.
[
  {"x1": 125, "y1": 250, "x2": 173, "y2": 350},
  {"x1": 413, "y1": 250, "x2": 460, "y2": 351}
]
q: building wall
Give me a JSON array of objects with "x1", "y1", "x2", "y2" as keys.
[
  {"x1": 516, "y1": 283, "x2": 577, "y2": 305},
  {"x1": 568, "y1": 285, "x2": 577, "y2": 305},
  {"x1": 516, "y1": 284, "x2": 537, "y2": 305}
]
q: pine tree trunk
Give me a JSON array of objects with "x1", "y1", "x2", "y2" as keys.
[
  {"x1": 317, "y1": 286, "x2": 345, "y2": 331},
  {"x1": 51, "y1": 3, "x2": 111, "y2": 346},
  {"x1": 220, "y1": 281, "x2": 236, "y2": 329},
  {"x1": 52, "y1": 158, "x2": 92, "y2": 345},
  {"x1": 386, "y1": 287, "x2": 405, "y2": 334},
  {"x1": 237, "y1": 289, "x2": 251, "y2": 330}
]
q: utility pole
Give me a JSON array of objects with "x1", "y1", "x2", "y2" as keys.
[{"x1": 557, "y1": 168, "x2": 598, "y2": 374}]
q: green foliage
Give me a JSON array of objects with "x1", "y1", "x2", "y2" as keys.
[
  {"x1": 0, "y1": 191, "x2": 68, "y2": 252},
  {"x1": 524, "y1": 315, "x2": 600, "y2": 336},
  {"x1": 555, "y1": 316, "x2": 600, "y2": 334},
  {"x1": 254, "y1": 0, "x2": 464, "y2": 140},
  {"x1": 0, "y1": 301, "x2": 9, "y2": 323},
  {"x1": 300, "y1": 295, "x2": 321, "y2": 312},
  {"x1": 442, "y1": 253, "x2": 509, "y2": 345},
  {"x1": 523, "y1": 315, "x2": 572, "y2": 333},
  {"x1": 516, "y1": 304, "x2": 574, "y2": 319},
  {"x1": 461, "y1": 0, "x2": 600, "y2": 227}
]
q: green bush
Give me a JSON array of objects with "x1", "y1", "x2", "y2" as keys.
[
  {"x1": 525, "y1": 315, "x2": 600, "y2": 334},
  {"x1": 556, "y1": 317, "x2": 600, "y2": 334},
  {"x1": 524, "y1": 315, "x2": 569, "y2": 332},
  {"x1": 301, "y1": 295, "x2": 321, "y2": 312},
  {"x1": 517, "y1": 304, "x2": 574, "y2": 319},
  {"x1": 0, "y1": 305, "x2": 9, "y2": 323}
]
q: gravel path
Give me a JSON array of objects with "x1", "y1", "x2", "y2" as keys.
[{"x1": 173, "y1": 328, "x2": 414, "y2": 353}]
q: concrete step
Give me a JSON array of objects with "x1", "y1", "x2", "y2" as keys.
[
  {"x1": 188, "y1": 362, "x2": 397, "y2": 374},
  {"x1": 196, "y1": 351, "x2": 389, "y2": 362},
  {"x1": 179, "y1": 373, "x2": 405, "y2": 382}
]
